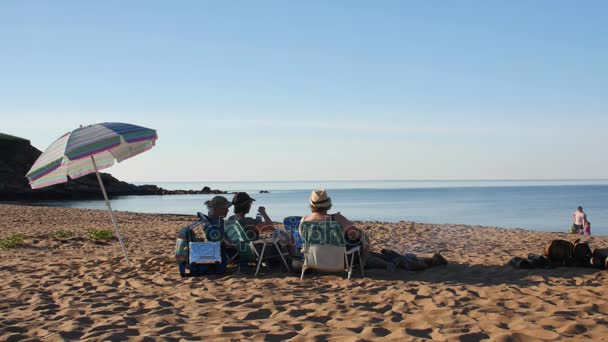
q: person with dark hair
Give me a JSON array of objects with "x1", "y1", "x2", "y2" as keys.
[
  {"x1": 572, "y1": 206, "x2": 588, "y2": 234},
  {"x1": 228, "y1": 192, "x2": 274, "y2": 240}
]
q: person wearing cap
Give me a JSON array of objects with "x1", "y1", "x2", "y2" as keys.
[
  {"x1": 228, "y1": 192, "x2": 275, "y2": 241},
  {"x1": 199, "y1": 196, "x2": 237, "y2": 258},
  {"x1": 201, "y1": 195, "x2": 232, "y2": 226}
]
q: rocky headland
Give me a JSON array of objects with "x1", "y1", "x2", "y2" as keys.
[{"x1": 0, "y1": 133, "x2": 229, "y2": 200}]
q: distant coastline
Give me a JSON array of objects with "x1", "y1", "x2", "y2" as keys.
[
  {"x1": 0, "y1": 132, "x2": 248, "y2": 200},
  {"x1": 134, "y1": 179, "x2": 608, "y2": 193}
]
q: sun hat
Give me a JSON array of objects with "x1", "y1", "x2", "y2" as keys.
[
  {"x1": 232, "y1": 192, "x2": 256, "y2": 206},
  {"x1": 309, "y1": 189, "x2": 332, "y2": 208},
  {"x1": 206, "y1": 196, "x2": 233, "y2": 209}
]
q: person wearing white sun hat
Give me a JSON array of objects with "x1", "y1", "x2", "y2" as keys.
[
  {"x1": 302, "y1": 189, "x2": 372, "y2": 261},
  {"x1": 301, "y1": 189, "x2": 447, "y2": 272}
]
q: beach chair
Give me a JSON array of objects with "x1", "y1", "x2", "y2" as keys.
[
  {"x1": 283, "y1": 216, "x2": 304, "y2": 256},
  {"x1": 224, "y1": 219, "x2": 291, "y2": 276},
  {"x1": 299, "y1": 221, "x2": 365, "y2": 280},
  {"x1": 175, "y1": 219, "x2": 225, "y2": 277}
]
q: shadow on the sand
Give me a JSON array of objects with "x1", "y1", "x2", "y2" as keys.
[
  {"x1": 367, "y1": 262, "x2": 604, "y2": 287},
  {"x1": 197, "y1": 263, "x2": 605, "y2": 288}
]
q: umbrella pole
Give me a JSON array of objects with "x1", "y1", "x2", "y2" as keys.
[{"x1": 90, "y1": 156, "x2": 131, "y2": 266}]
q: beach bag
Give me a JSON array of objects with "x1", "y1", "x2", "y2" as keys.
[
  {"x1": 591, "y1": 248, "x2": 608, "y2": 269},
  {"x1": 572, "y1": 239, "x2": 592, "y2": 267},
  {"x1": 543, "y1": 239, "x2": 574, "y2": 266},
  {"x1": 568, "y1": 225, "x2": 578, "y2": 234}
]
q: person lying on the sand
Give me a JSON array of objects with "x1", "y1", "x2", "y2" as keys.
[
  {"x1": 228, "y1": 192, "x2": 274, "y2": 240},
  {"x1": 376, "y1": 249, "x2": 448, "y2": 270},
  {"x1": 301, "y1": 189, "x2": 394, "y2": 270}
]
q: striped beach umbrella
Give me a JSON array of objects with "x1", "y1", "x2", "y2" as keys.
[{"x1": 26, "y1": 122, "x2": 158, "y2": 266}]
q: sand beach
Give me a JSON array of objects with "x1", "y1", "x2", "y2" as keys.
[{"x1": 1, "y1": 203, "x2": 608, "y2": 341}]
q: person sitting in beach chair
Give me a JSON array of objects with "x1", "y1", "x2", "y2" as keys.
[
  {"x1": 300, "y1": 189, "x2": 413, "y2": 272},
  {"x1": 175, "y1": 221, "x2": 226, "y2": 277},
  {"x1": 299, "y1": 219, "x2": 365, "y2": 279},
  {"x1": 198, "y1": 196, "x2": 240, "y2": 260},
  {"x1": 175, "y1": 196, "x2": 234, "y2": 276},
  {"x1": 227, "y1": 192, "x2": 291, "y2": 271},
  {"x1": 228, "y1": 192, "x2": 275, "y2": 241},
  {"x1": 223, "y1": 218, "x2": 291, "y2": 275}
]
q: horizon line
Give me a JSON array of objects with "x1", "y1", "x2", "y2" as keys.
[{"x1": 130, "y1": 178, "x2": 608, "y2": 183}]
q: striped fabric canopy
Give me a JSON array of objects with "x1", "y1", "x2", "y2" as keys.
[{"x1": 26, "y1": 122, "x2": 158, "y2": 189}]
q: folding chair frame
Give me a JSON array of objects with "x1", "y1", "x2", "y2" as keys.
[
  {"x1": 299, "y1": 221, "x2": 365, "y2": 280},
  {"x1": 224, "y1": 219, "x2": 291, "y2": 276},
  {"x1": 251, "y1": 237, "x2": 291, "y2": 276}
]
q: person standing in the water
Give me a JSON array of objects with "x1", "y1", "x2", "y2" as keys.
[{"x1": 572, "y1": 206, "x2": 588, "y2": 234}]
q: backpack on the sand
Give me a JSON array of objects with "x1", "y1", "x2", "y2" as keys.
[
  {"x1": 572, "y1": 239, "x2": 592, "y2": 267},
  {"x1": 543, "y1": 240, "x2": 574, "y2": 266},
  {"x1": 591, "y1": 248, "x2": 608, "y2": 269}
]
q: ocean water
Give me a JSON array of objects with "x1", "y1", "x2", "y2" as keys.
[{"x1": 23, "y1": 180, "x2": 608, "y2": 236}]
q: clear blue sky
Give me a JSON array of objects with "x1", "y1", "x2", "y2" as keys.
[{"x1": 1, "y1": 1, "x2": 606, "y2": 182}]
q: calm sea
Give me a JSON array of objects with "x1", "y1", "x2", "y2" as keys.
[{"x1": 24, "y1": 180, "x2": 608, "y2": 236}]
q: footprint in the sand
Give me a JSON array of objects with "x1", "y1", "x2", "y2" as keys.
[
  {"x1": 305, "y1": 315, "x2": 332, "y2": 324},
  {"x1": 82, "y1": 329, "x2": 140, "y2": 341},
  {"x1": 58, "y1": 331, "x2": 85, "y2": 340},
  {"x1": 347, "y1": 327, "x2": 363, "y2": 334},
  {"x1": 286, "y1": 308, "x2": 315, "y2": 318},
  {"x1": 370, "y1": 327, "x2": 391, "y2": 337},
  {"x1": 458, "y1": 332, "x2": 490, "y2": 342},
  {"x1": 194, "y1": 297, "x2": 217, "y2": 304},
  {"x1": 155, "y1": 325, "x2": 188, "y2": 336},
  {"x1": 371, "y1": 303, "x2": 392, "y2": 314},
  {"x1": 5, "y1": 333, "x2": 29, "y2": 341},
  {"x1": 122, "y1": 316, "x2": 138, "y2": 326},
  {"x1": 263, "y1": 331, "x2": 298, "y2": 341},
  {"x1": 3, "y1": 326, "x2": 28, "y2": 334},
  {"x1": 390, "y1": 313, "x2": 403, "y2": 322},
  {"x1": 221, "y1": 324, "x2": 258, "y2": 333},
  {"x1": 405, "y1": 327, "x2": 433, "y2": 339},
  {"x1": 240, "y1": 308, "x2": 272, "y2": 320},
  {"x1": 558, "y1": 322, "x2": 588, "y2": 335}
]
